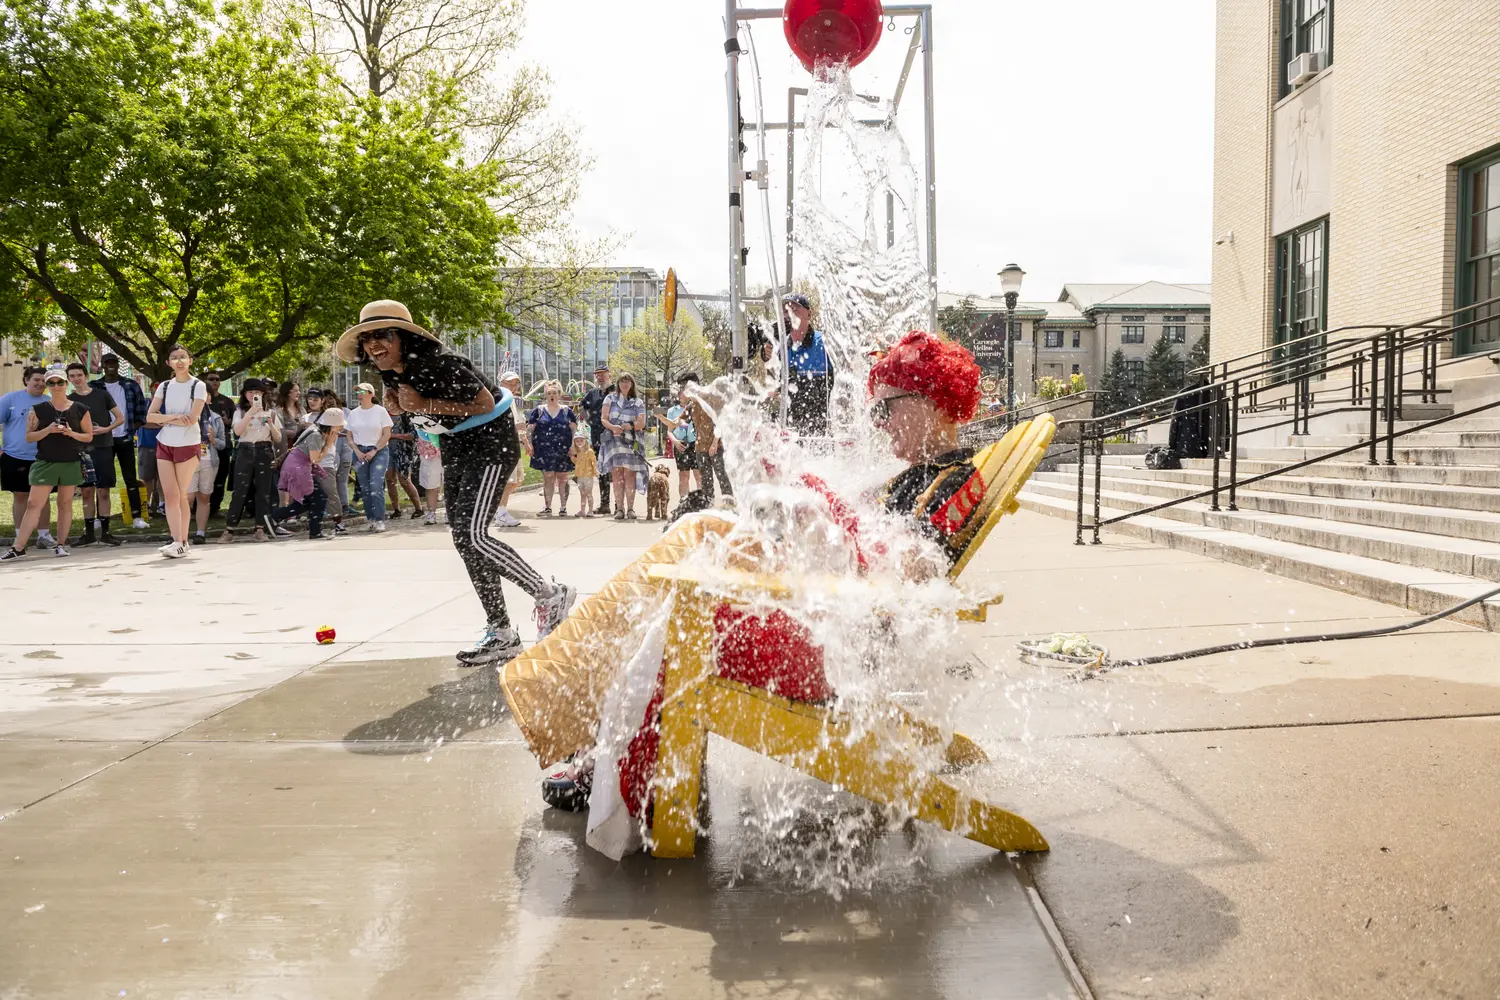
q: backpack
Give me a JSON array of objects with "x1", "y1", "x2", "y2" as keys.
[
  {"x1": 1144, "y1": 446, "x2": 1181, "y2": 470},
  {"x1": 155, "y1": 378, "x2": 209, "y2": 439}
]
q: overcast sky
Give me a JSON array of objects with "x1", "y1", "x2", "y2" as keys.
[{"x1": 513, "y1": 0, "x2": 1215, "y2": 305}]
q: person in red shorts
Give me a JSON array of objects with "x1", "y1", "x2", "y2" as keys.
[
  {"x1": 542, "y1": 331, "x2": 990, "y2": 849},
  {"x1": 145, "y1": 345, "x2": 210, "y2": 559}
]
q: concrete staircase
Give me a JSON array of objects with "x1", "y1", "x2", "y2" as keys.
[{"x1": 1019, "y1": 411, "x2": 1500, "y2": 630}]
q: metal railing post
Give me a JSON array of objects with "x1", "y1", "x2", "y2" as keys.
[
  {"x1": 1091, "y1": 430, "x2": 1103, "y2": 545},
  {"x1": 1074, "y1": 431, "x2": 1086, "y2": 545},
  {"x1": 1228, "y1": 380, "x2": 1241, "y2": 511},
  {"x1": 1368, "y1": 337, "x2": 1381, "y2": 465},
  {"x1": 1384, "y1": 331, "x2": 1397, "y2": 465},
  {"x1": 1209, "y1": 386, "x2": 1222, "y2": 511}
]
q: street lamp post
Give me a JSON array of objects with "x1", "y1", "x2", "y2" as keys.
[{"x1": 998, "y1": 263, "x2": 1025, "y2": 426}]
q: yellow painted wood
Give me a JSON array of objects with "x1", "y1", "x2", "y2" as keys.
[
  {"x1": 949, "y1": 415, "x2": 1057, "y2": 581},
  {"x1": 697, "y1": 677, "x2": 1048, "y2": 853},
  {"x1": 650, "y1": 588, "x2": 716, "y2": 859}
]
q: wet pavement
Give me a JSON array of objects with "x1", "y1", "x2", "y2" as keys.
[
  {"x1": 4, "y1": 498, "x2": 1500, "y2": 998},
  {"x1": 0, "y1": 499, "x2": 1079, "y2": 1000}
]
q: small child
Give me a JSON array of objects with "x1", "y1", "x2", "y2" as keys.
[
  {"x1": 416, "y1": 431, "x2": 443, "y2": 525},
  {"x1": 570, "y1": 429, "x2": 598, "y2": 518}
]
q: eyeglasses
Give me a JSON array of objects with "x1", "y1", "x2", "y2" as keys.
[
  {"x1": 358, "y1": 329, "x2": 397, "y2": 349},
  {"x1": 870, "y1": 392, "x2": 920, "y2": 425}
]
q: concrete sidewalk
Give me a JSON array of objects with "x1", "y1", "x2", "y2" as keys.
[
  {"x1": 955, "y1": 514, "x2": 1500, "y2": 999},
  {"x1": 2, "y1": 494, "x2": 1497, "y2": 998}
]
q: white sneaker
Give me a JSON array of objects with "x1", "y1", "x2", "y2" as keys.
[
  {"x1": 423, "y1": 511, "x2": 439, "y2": 525},
  {"x1": 494, "y1": 509, "x2": 522, "y2": 528},
  {"x1": 132, "y1": 518, "x2": 149, "y2": 530},
  {"x1": 157, "y1": 540, "x2": 177, "y2": 554},
  {"x1": 533, "y1": 580, "x2": 578, "y2": 639},
  {"x1": 371, "y1": 520, "x2": 387, "y2": 533},
  {"x1": 36, "y1": 530, "x2": 56, "y2": 550},
  {"x1": 54, "y1": 545, "x2": 70, "y2": 558},
  {"x1": 160, "y1": 541, "x2": 188, "y2": 559}
]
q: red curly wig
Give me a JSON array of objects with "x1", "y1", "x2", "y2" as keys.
[{"x1": 867, "y1": 331, "x2": 982, "y2": 424}]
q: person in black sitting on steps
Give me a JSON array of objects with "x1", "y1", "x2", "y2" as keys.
[{"x1": 337, "y1": 300, "x2": 579, "y2": 666}]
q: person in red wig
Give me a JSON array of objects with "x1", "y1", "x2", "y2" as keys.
[{"x1": 544, "y1": 332, "x2": 991, "y2": 849}]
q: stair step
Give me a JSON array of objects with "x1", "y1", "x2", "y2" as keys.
[
  {"x1": 1181, "y1": 458, "x2": 1500, "y2": 489},
  {"x1": 1052, "y1": 464, "x2": 1500, "y2": 512},
  {"x1": 1033, "y1": 471, "x2": 1500, "y2": 536},
  {"x1": 1018, "y1": 491, "x2": 1500, "y2": 631},
  {"x1": 1024, "y1": 480, "x2": 1500, "y2": 577},
  {"x1": 1290, "y1": 431, "x2": 1500, "y2": 448},
  {"x1": 1241, "y1": 446, "x2": 1500, "y2": 466}
]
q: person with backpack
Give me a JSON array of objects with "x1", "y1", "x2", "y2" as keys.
[{"x1": 144, "y1": 345, "x2": 210, "y2": 559}]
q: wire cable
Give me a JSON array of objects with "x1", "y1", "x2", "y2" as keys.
[{"x1": 1018, "y1": 583, "x2": 1500, "y2": 680}]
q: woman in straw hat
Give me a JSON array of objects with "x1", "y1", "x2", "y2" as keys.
[{"x1": 337, "y1": 300, "x2": 577, "y2": 666}]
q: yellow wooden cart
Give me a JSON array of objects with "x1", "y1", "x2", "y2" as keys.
[{"x1": 501, "y1": 415, "x2": 1057, "y2": 860}]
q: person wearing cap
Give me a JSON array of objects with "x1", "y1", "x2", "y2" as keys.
[
  {"x1": 0, "y1": 366, "x2": 58, "y2": 549},
  {"x1": 337, "y1": 300, "x2": 577, "y2": 666},
  {"x1": 202, "y1": 371, "x2": 238, "y2": 516},
  {"x1": 579, "y1": 365, "x2": 613, "y2": 515},
  {"x1": 2, "y1": 367, "x2": 92, "y2": 560},
  {"x1": 346, "y1": 382, "x2": 394, "y2": 532},
  {"x1": 780, "y1": 292, "x2": 834, "y2": 437},
  {"x1": 89, "y1": 353, "x2": 150, "y2": 528},
  {"x1": 66, "y1": 362, "x2": 124, "y2": 546},
  {"x1": 490, "y1": 371, "x2": 526, "y2": 528},
  {"x1": 220, "y1": 378, "x2": 283, "y2": 543}
]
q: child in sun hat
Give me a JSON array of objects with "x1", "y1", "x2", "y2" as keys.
[{"x1": 569, "y1": 428, "x2": 598, "y2": 518}]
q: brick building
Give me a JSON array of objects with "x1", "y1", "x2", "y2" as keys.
[{"x1": 1212, "y1": 0, "x2": 1500, "y2": 368}]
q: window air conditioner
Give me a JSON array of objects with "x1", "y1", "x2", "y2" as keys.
[{"x1": 1286, "y1": 51, "x2": 1323, "y2": 88}]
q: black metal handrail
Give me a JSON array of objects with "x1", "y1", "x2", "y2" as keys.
[{"x1": 1060, "y1": 298, "x2": 1500, "y2": 545}]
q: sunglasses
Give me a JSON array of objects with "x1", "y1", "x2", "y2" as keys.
[
  {"x1": 870, "y1": 392, "x2": 920, "y2": 425},
  {"x1": 45, "y1": 378, "x2": 66, "y2": 387},
  {"x1": 358, "y1": 329, "x2": 397, "y2": 349}
]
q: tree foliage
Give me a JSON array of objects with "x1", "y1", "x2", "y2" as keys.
[
  {"x1": 1188, "y1": 330, "x2": 1210, "y2": 372},
  {"x1": 278, "y1": 0, "x2": 617, "y2": 351},
  {"x1": 937, "y1": 296, "x2": 980, "y2": 351},
  {"x1": 0, "y1": 0, "x2": 512, "y2": 381},
  {"x1": 609, "y1": 305, "x2": 716, "y2": 392},
  {"x1": 1099, "y1": 347, "x2": 1137, "y2": 415},
  {"x1": 1143, "y1": 332, "x2": 1186, "y2": 404}
]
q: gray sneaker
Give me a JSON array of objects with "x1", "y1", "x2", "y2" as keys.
[
  {"x1": 456, "y1": 625, "x2": 524, "y2": 667},
  {"x1": 533, "y1": 580, "x2": 578, "y2": 639}
]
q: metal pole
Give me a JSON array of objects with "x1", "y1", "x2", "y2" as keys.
[
  {"x1": 1384, "y1": 330, "x2": 1397, "y2": 465},
  {"x1": 1031, "y1": 319, "x2": 1039, "y2": 394},
  {"x1": 1368, "y1": 338, "x2": 1380, "y2": 465},
  {"x1": 1091, "y1": 432, "x2": 1103, "y2": 545},
  {"x1": 1074, "y1": 432, "x2": 1086, "y2": 545},
  {"x1": 1004, "y1": 298, "x2": 1017, "y2": 427},
  {"x1": 1209, "y1": 385, "x2": 1222, "y2": 511},
  {"x1": 1228, "y1": 380, "x2": 1240, "y2": 511},
  {"x1": 725, "y1": 1, "x2": 746, "y2": 370},
  {"x1": 785, "y1": 88, "x2": 798, "y2": 290},
  {"x1": 921, "y1": 6, "x2": 938, "y2": 334}
]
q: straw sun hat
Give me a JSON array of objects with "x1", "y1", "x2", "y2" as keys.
[{"x1": 335, "y1": 300, "x2": 440, "y2": 364}]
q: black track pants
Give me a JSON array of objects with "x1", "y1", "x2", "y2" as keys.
[
  {"x1": 225, "y1": 441, "x2": 277, "y2": 535},
  {"x1": 445, "y1": 452, "x2": 549, "y2": 630}
]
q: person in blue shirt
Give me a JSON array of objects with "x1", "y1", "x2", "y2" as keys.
[
  {"x1": 781, "y1": 292, "x2": 834, "y2": 436},
  {"x1": 0, "y1": 366, "x2": 56, "y2": 547}
]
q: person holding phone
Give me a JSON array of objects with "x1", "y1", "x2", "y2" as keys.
[
  {"x1": 598, "y1": 372, "x2": 649, "y2": 520},
  {"x1": 219, "y1": 378, "x2": 283, "y2": 543},
  {"x1": 2, "y1": 367, "x2": 92, "y2": 560}
]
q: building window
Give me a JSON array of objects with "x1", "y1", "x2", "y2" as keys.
[
  {"x1": 1071, "y1": 363, "x2": 1081, "y2": 375},
  {"x1": 1459, "y1": 153, "x2": 1500, "y2": 354},
  {"x1": 1165, "y1": 325, "x2": 1187, "y2": 344},
  {"x1": 1124, "y1": 359, "x2": 1145, "y2": 386},
  {"x1": 1121, "y1": 325, "x2": 1145, "y2": 344},
  {"x1": 1072, "y1": 331, "x2": 1081, "y2": 348},
  {"x1": 1122, "y1": 315, "x2": 1145, "y2": 323},
  {"x1": 1044, "y1": 330, "x2": 1064, "y2": 349},
  {"x1": 1279, "y1": 0, "x2": 1332, "y2": 98},
  {"x1": 1275, "y1": 215, "x2": 1329, "y2": 354}
]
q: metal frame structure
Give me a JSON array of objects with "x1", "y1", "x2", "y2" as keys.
[{"x1": 723, "y1": 3, "x2": 937, "y2": 371}]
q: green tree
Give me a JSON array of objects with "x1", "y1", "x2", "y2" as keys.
[
  {"x1": 1099, "y1": 347, "x2": 1138, "y2": 414},
  {"x1": 1188, "y1": 330, "x2": 1211, "y2": 372},
  {"x1": 699, "y1": 304, "x2": 732, "y2": 373},
  {"x1": 937, "y1": 296, "x2": 981, "y2": 351},
  {"x1": 1143, "y1": 332, "x2": 1185, "y2": 404},
  {"x1": 0, "y1": 0, "x2": 511, "y2": 381},
  {"x1": 609, "y1": 305, "x2": 716, "y2": 393}
]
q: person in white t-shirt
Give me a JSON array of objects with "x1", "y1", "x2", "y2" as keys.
[
  {"x1": 347, "y1": 382, "x2": 394, "y2": 531},
  {"x1": 144, "y1": 345, "x2": 209, "y2": 559},
  {"x1": 188, "y1": 408, "x2": 225, "y2": 545}
]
